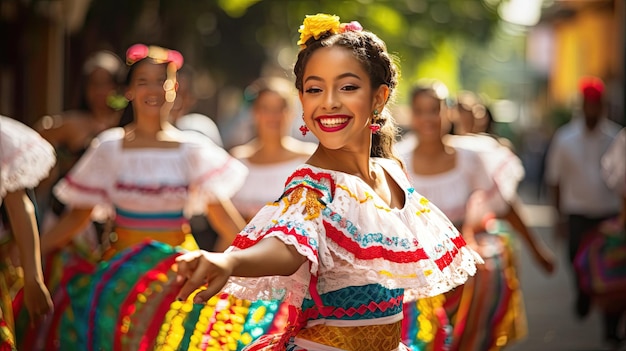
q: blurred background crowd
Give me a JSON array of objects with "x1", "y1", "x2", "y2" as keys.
[{"x1": 1, "y1": 0, "x2": 623, "y2": 152}]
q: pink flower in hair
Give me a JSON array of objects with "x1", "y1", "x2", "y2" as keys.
[
  {"x1": 126, "y1": 44, "x2": 149, "y2": 65},
  {"x1": 341, "y1": 21, "x2": 363, "y2": 33},
  {"x1": 167, "y1": 50, "x2": 184, "y2": 70},
  {"x1": 125, "y1": 44, "x2": 184, "y2": 70}
]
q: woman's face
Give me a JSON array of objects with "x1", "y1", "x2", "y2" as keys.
[
  {"x1": 299, "y1": 46, "x2": 386, "y2": 152},
  {"x1": 411, "y1": 93, "x2": 444, "y2": 141},
  {"x1": 86, "y1": 67, "x2": 117, "y2": 111},
  {"x1": 253, "y1": 91, "x2": 290, "y2": 138},
  {"x1": 126, "y1": 61, "x2": 167, "y2": 120}
]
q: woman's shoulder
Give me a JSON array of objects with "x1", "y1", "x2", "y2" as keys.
[
  {"x1": 373, "y1": 157, "x2": 407, "y2": 180},
  {"x1": 229, "y1": 142, "x2": 257, "y2": 160},
  {"x1": 177, "y1": 128, "x2": 224, "y2": 149},
  {"x1": 453, "y1": 146, "x2": 481, "y2": 164},
  {"x1": 93, "y1": 127, "x2": 125, "y2": 146}
]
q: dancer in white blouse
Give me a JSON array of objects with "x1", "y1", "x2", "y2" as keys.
[{"x1": 230, "y1": 77, "x2": 316, "y2": 221}]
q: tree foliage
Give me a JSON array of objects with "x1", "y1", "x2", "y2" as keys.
[{"x1": 72, "y1": 0, "x2": 501, "y2": 89}]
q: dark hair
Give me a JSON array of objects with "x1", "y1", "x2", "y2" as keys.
[
  {"x1": 244, "y1": 76, "x2": 294, "y2": 110},
  {"x1": 293, "y1": 30, "x2": 400, "y2": 161},
  {"x1": 410, "y1": 86, "x2": 442, "y2": 105},
  {"x1": 124, "y1": 58, "x2": 157, "y2": 85},
  {"x1": 78, "y1": 50, "x2": 123, "y2": 112}
]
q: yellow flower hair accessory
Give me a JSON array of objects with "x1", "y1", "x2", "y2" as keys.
[{"x1": 297, "y1": 14, "x2": 364, "y2": 48}]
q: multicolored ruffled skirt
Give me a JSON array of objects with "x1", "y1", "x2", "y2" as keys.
[
  {"x1": 15, "y1": 241, "x2": 285, "y2": 351},
  {"x1": 574, "y1": 217, "x2": 626, "y2": 313},
  {"x1": 401, "y1": 222, "x2": 526, "y2": 351},
  {"x1": 0, "y1": 240, "x2": 20, "y2": 351}
]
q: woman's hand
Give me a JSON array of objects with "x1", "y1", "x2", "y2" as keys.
[
  {"x1": 173, "y1": 250, "x2": 234, "y2": 304},
  {"x1": 22, "y1": 277, "x2": 53, "y2": 325}
]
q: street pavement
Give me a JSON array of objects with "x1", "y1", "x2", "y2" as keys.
[{"x1": 507, "y1": 184, "x2": 621, "y2": 351}]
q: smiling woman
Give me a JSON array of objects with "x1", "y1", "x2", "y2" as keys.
[
  {"x1": 171, "y1": 14, "x2": 482, "y2": 351},
  {"x1": 20, "y1": 44, "x2": 251, "y2": 350}
]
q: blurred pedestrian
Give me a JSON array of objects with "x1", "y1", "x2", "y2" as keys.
[
  {"x1": 573, "y1": 126, "x2": 626, "y2": 349},
  {"x1": 545, "y1": 76, "x2": 622, "y2": 342}
]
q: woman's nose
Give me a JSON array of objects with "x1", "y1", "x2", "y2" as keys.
[{"x1": 322, "y1": 90, "x2": 340, "y2": 110}]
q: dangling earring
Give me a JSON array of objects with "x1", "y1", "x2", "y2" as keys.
[
  {"x1": 369, "y1": 109, "x2": 381, "y2": 134},
  {"x1": 299, "y1": 112, "x2": 309, "y2": 136},
  {"x1": 299, "y1": 124, "x2": 309, "y2": 136}
]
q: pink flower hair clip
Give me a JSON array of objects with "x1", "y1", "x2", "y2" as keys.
[
  {"x1": 340, "y1": 21, "x2": 363, "y2": 33},
  {"x1": 125, "y1": 44, "x2": 184, "y2": 70}
]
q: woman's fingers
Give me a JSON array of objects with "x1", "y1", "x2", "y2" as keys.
[
  {"x1": 193, "y1": 277, "x2": 228, "y2": 304},
  {"x1": 179, "y1": 264, "x2": 210, "y2": 300},
  {"x1": 174, "y1": 251, "x2": 201, "y2": 281},
  {"x1": 173, "y1": 250, "x2": 233, "y2": 304}
]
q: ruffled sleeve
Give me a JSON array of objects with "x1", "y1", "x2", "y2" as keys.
[
  {"x1": 0, "y1": 116, "x2": 56, "y2": 200},
  {"x1": 462, "y1": 148, "x2": 509, "y2": 216},
  {"x1": 221, "y1": 168, "x2": 334, "y2": 307},
  {"x1": 184, "y1": 132, "x2": 248, "y2": 213},
  {"x1": 52, "y1": 128, "x2": 121, "y2": 220},
  {"x1": 447, "y1": 134, "x2": 524, "y2": 203}
]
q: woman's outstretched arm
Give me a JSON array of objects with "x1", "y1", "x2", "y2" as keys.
[{"x1": 174, "y1": 237, "x2": 307, "y2": 303}]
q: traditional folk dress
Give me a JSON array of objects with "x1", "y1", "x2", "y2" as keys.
[
  {"x1": 223, "y1": 158, "x2": 481, "y2": 351},
  {"x1": 401, "y1": 137, "x2": 527, "y2": 351},
  {"x1": 14, "y1": 127, "x2": 254, "y2": 351}
]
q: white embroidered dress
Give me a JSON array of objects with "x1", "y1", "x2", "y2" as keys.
[
  {"x1": 0, "y1": 116, "x2": 56, "y2": 202},
  {"x1": 53, "y1": 127, "x2": 248, "y2": 249},
  {"x1": 223, "y1": 158, "x2": 482, "y2": 350},
  {"x1": 1, "y1": 116, "x2": 56, "y2": 243}
]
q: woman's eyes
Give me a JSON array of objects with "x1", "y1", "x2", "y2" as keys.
[
  {"x1": 304, "y1": 85, "x2": 359, "y2": 93},
  {"x1": 134, "y1": 78, "x2": 166, "y2": 86}
]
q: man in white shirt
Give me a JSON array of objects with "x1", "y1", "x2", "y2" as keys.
[{"x1": 545, "y1": 76, "x2": 622, "y2": 338}]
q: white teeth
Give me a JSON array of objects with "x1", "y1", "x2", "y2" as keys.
[
  {"x1": 146, "y1": 97, "x2": 159, "y2": 106},
  {"x1": 319, "y1": 117, "x2": 348, "y2": 127}
]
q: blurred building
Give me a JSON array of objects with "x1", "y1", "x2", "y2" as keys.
[{"x1": 527, "y1": 0, "x2": 624, "y2": 125}]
